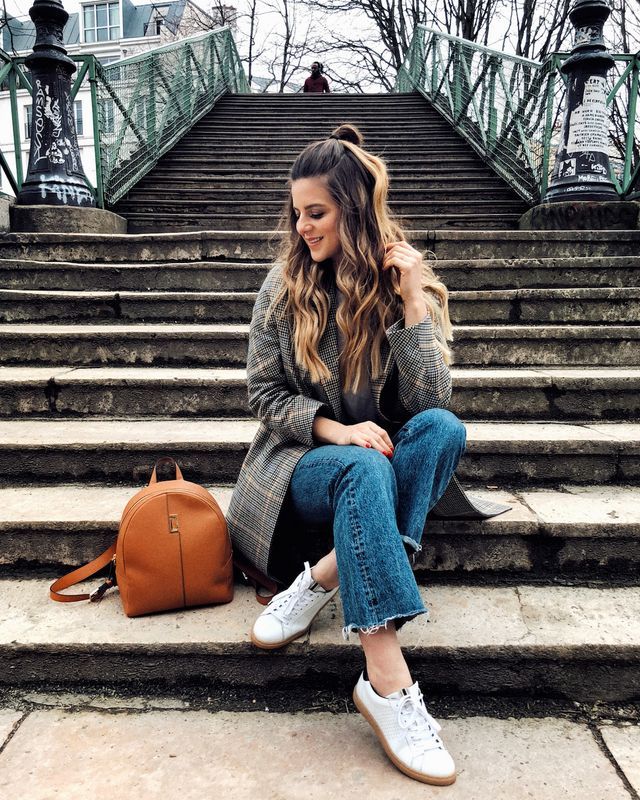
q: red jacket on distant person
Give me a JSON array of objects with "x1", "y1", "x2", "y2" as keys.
[{"x1": 304, "y1": 63, "x2": 330, "y2": 93}]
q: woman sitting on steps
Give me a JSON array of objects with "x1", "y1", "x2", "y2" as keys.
[{"x1": 226, "y1": 123, "x2": 466, "y2": 786}]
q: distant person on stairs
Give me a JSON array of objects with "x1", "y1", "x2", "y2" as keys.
[
  {"x1": 226, "y1": 123, "x2": 464, "y2": 786},
  {"x1": 304, "y1": 62, "x2": 330, "y2": 93}
]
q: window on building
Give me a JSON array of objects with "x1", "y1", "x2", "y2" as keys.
[
  {"x1": 143, "y1": 16, "x2": 164, "y2": 36},
  {"x1": 74, "y1": 101, "x2": 84, "y2": 137},
  {"x1": 24, "y1": 104, "x2": 32, "y2": 140},
  {"x1": 83, "y1": 2, "x2": 120, "y2": 43},
  {"x1": 99, "y1": 98, "x2": 115, "y2": 135}
]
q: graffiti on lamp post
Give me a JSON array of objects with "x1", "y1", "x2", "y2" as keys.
[{"x1": 16, "y1": 0, "x2": 96, "y2": 207}]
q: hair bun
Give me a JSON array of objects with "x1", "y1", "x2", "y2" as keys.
[{"x1": 330, "y1": 124, "x2": 363, "y2": 146}]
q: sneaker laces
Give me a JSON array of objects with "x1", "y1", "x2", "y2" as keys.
[
  {"x1": 267, "y1": 565, "x2": 318, "y2": 619},
  {"x1": 397, "y1": 689, "x2": 443, "y2": 752}
]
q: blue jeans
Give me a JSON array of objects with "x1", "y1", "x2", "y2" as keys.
[{"x1": 286, "y1": 408, "x2": 466, "y2": 637}]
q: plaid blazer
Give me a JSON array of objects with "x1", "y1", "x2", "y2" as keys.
[{"x1": 226, "y1": 264, "x2": 453, "y2": 577}]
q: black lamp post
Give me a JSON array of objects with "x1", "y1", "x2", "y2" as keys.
[
  {"x1": 544, "y1": 0, "x2": 618, "y2": 203},
  {"x1": 16, "y1": 0, "x2": 95, "y2": 207}
]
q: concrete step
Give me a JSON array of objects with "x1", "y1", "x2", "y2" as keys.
[
  {"x1": 3, "y1": 256, "x2": 638, "y2": 292},
  {"x1": 2, "y1": 230, "x2": 640, "y2": 266},
  {"x1": 135, "y1": 174, "x2": 505, "y2": 191},
  {"x1": 194, "y1": 106, "x2": 446, "y2": 116},
  {"x1": 434, "y1": 256, "x2": 640, "y2": 290},
  {"x1": 166, "y1": 143, "x2": 473, "y2": 156},
  {"x1": 1, "y1": 288, "x2": 638, "y2": 325},
  {"x1": 194, "y1": 111, "x2": 448, "y2": 122},
  {"x1": 208, "y1": 102, "x2": 435, "y2": 110},
  {"x1": 0, "y1": 323, "x2": 638, "y2": 367},
  {"x1": 116, "y1": 200, "x2": 523, "y2": 218},
  {"x1": 125, "y1": 185, "x2": 515, "y2": 202},
  {"x1": 162, "y1": 152, "x2": 481, "y2": 167},
  {"x1": 140, "y1": 164, "x2": 495, "y2": 178},
  {"x1": 2, "y1": 482, "x2": 638, "y2": 580},
  {"x1": 0, "y1": 260, "x2": 271, "y2": 291},
  {"x1": 2, "y1": 707, "x2": 634, "y2": 799},
  {"x1": 1, "y1": 578, "x2": 639, "y2": 701},
  {"x1": 185, "y1": 123, "x2": 464, "y2": 135},
  {"x1": 2, "y1": 367, "x2": 637, "y2": 421},
  {"x1": 0, "y1": 418, "x2": 637, "y2": 485},
  {"x1": 122, "y1": 212, "x2": 523, "y2": 232},
  {"x1": 193, "y1": 123, "x2": 448, "y2": 133}
]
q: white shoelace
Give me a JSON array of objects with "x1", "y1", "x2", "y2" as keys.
[
  {"x1": 397, "y1": 690, "x2": 443, "y2": 752},
  {"x1": 268, "y1": 572, "x2": 317, "y2": 619}
]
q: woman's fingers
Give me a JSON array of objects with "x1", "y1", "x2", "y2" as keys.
[{"x1": 353, "y1": 424, "x2": 395, "y2": 456}]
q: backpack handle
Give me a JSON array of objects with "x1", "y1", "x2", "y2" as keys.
[
  {"x1": 149, "y1": 457, "x2": 184, "y2": 484},
  {"x1": 50, "y1": 542, "x2": 117, "y2": 603}
]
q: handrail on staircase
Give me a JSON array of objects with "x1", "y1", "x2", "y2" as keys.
[
  {"x1": 397, "y1": 25, "x2": 640, "y2": 204},
  {"x1": 0, "y1": 26, "x2": 250, "y2": 208}
]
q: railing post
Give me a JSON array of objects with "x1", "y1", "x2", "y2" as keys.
[
  {"x1": 622, "y1": 59, "x2": 639, "y2": 194},
  {"x1": 452, "y1": 44, "x2": 463, "y2": 120},
  {"x1": 544, "y1": 0, "x2": 618, "y2": 202},
  {"x1": 540, "y1": 63, "x2": 558, "y2": 199},
  {"x1": 430, "y1": 36, "x2": 438, "y2": 98},
  {"x1": 415, "y1": 31, "x2": 426, "y2": 92},
  {"x1": 626, "y1": 54, "x2": 640, "y2": 199},
  {"x1": 8, "y1": 66, "x2": 24, "y2": 189},
  {"x1": 487, "y1": 58, "x2": 498, "y2": 150},
  {"x1": 147, "y1": 53, "x2": 158, "y2": 156},
  {"x1": 88, "y1": 57, "x2": 105, "y2": 208}
]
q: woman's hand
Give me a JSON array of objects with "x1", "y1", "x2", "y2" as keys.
[
  {"x1": 382, "y1": 241, "x2": 425, "y2": 304},
  {"x1": 338, "y1": 421, "x2": 395, "y2": 457}
]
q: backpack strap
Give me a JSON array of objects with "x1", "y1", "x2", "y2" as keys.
[
  {"x1": 50, "y1": 541, "x2": 117, "y2": 603},
  {"x1": 233, "y1": 553, "x2": 280, "y2": 606}
]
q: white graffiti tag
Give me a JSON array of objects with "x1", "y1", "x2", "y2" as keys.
[
  {"x1": 38, "y1": 173, "x2": 94, "y2": 206},
  {"x1": 33, "y1": 80, "x2": 65, "y2": 164}
]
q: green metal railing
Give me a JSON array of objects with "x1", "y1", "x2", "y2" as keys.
[
  {"x1": 1, "y1": 26, "x2": 249, "y2": 207},
  {"x1": 397, "y1": 25, "x2": 640, "y2": 203},
  {"x1": 0, "y1": 49, "x2": 32, "y2": 195}
]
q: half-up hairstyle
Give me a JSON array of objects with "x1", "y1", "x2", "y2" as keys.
[{"x1": 267, "y1": 123, "x2": 453, "y2": 393}]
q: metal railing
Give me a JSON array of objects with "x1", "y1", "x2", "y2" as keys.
[
  {"x1": 397, "y1": 25, "x2": 640, "y2": 203},
  {"x1": 0, "y1": 49, "x2": 32, "y2": 196},
  {"x1": 1, "y1": 26, "x2": 249, "y2": 207}
]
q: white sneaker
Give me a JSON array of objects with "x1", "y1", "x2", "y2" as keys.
[
  {"x1": 250, "y1": 562, "x2": 339, "y2": 649},
  {"x1": 353, "y1": 672, "x2": 456, "y2": 785}
]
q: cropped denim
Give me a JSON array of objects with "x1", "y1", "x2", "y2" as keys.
[{"x1": 287, "y1": 408, "x2": 466, "y2": 638}]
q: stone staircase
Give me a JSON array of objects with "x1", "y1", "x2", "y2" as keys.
[
  {"x1": 115, "y1": 93, "x2": 528, "y2": 231},
  {"x1": 0, "y1": 94, "x2": 639, "y2": 706}
]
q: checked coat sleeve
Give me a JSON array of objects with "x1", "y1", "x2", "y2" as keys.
[
  {"x1": 246, "y1": 270, "x2": 331, "y2": 447},
  {"x1": 384, "y1": 313, "x2": 452, "y2": 413}
]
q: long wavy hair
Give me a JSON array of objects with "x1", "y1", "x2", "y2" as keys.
[{"x1": 266, "y1": 123, "x2": 453, "y2": 393}]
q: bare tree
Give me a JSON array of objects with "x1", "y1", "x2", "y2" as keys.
[
  {"x1": 314, "y1": 0, "x2": 426, "y2": 77},
  {"x1": 499, "y1": 0, "x2": 571, "y2": 60},
  {"x1": 1, "y1": 0, "x2": 19, "y2": 56},
  {"x1": 438, "y1": 0, "x2": 506, "y2": 44},
  {"x1": 311, "y1": 0, "x2": 521, "y2": 93},
  {"x1": 261, "y1": 0, "x2": 317, "y2": 92}
]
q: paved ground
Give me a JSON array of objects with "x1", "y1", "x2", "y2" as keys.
[{"x1": 0, "y1": 694, "x2": 638, "y2": 799}]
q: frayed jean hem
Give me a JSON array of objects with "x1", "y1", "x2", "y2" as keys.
[
  {"x1": 341, "y1": 606, "x2": 429, "y2": 641},
  {"x1": 401, "y1": 534, "x2": 422, "y2": 553}
]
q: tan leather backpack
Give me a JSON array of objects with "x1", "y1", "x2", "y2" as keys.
[{"x1": 50, "y1": 458, "x2": 234, "y2": 617}]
